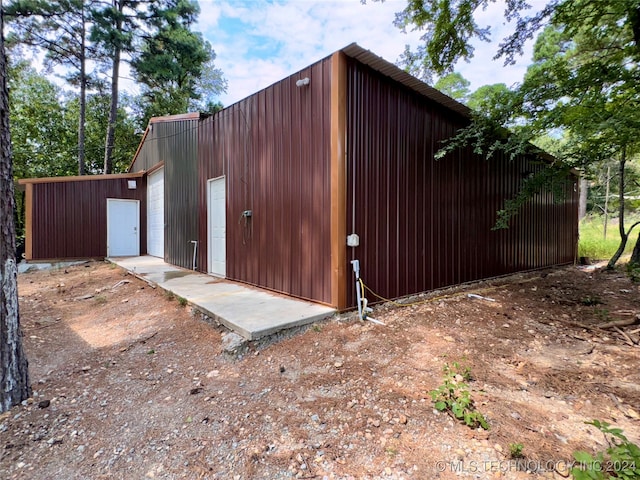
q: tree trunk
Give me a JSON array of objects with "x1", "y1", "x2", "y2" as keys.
[
  {"x1": 607, "y1": 148, "x2": 628, "y2": 269},
  {"x1": 77, "y1": 7, "x2": 87, "y2": 175},
  {"x1": 103, "y1": 50, "x2": 119, "y2": 174},
  {"x1": 630, "y1": 231, "x2": 640, "y2": 267},
  {"x1": 603, "y1": 165, "x2": 610, "y2": 239},
  {"x1": 103, "y1": 0, "x2": 123, "y2": 175},
  {"x1": 578, "y1": 176, "x2": 588, "y2": 221},
  {"x1": 0, "y1": 9, "x2": 31, "y2": 413}
]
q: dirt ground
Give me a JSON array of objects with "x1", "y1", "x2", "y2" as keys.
[{"x1": 1, "y1": 261, "x2": 639, "y2": 480}]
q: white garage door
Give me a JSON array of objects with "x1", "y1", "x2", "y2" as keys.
[{"x1": 147, "y1": 167, "x2": 164, "y2": 258}]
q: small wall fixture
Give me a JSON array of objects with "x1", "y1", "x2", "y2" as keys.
[
  {"x1": 296, "y1": 77, "x2": 310, "y2": 87},
  {"x1": 127, "y1": 180, "x2": 137, "y2": 189}
]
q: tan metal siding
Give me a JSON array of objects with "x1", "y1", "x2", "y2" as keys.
[
  {"x1": 163, "y1": 121, "x2": 199, "y2": 269},
  {"x1": 130, "y1": 120, "x2": 200, "y2": 269},
  {"x1": 29, "y1": 177, "x2": 147, "y2": 260},
  {"x1": 198, "y1": 58, "x2": 333, "y2": 304},
  {"x1": 346, "y1": 60, "x2": 578, "y2": 306}
]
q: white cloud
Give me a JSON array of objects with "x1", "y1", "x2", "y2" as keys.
[{"x1": 198, "y1": 0, "x2": 541, "y2": 106}]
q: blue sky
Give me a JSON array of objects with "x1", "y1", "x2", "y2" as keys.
[{"x1": 195, "y1": 0, "x2": 544, "y2": 107}]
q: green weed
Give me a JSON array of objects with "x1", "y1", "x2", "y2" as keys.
[
  {"x1": 430, "y1": 362, "x2": 489, "y2": 430},
  {"x1": 581, "y1": 296, "x2": 602, "y2": 306},
  {"x1": 572, "y1": 420, "x2": 640, "y2": 480},
  {"x1": 509, "y1": 443, "x2": 524, "y2": 459}
]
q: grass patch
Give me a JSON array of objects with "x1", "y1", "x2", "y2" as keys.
[
  {"x1": 579, "y1": 215, "x2": 638, "y2": 261},
  {"x1": 94, "y1": 295, "x2": 108, "y2": 305}
]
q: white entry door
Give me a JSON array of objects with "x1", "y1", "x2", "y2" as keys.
[
  {"x1": 107, "y1": 199, "x2": 140, "y2": 257},
  {"x1": 207, "y1": 176, "x2": 226, "y2": 276},
  {"x1": 147, "y1": 167, "x2": 164, "y2": 258}
]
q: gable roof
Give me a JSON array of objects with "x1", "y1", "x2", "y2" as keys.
[{"x1": 341, "y1": 43, "x2": 472, "y2": 119}]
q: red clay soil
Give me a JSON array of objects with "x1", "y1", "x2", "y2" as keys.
[{"x1": 1, "y1": 261, "x2": 639, "y2": 479}]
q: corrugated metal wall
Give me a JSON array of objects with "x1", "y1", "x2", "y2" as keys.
[
  {"x1": 346, "y1": 60, "x2": 578, "y2": 306},
  {"x1": 131, "y1": 119, "x2": 200, "y2": 269},
  {"x1": 198, "y1": 57, "x2": 334, "y2": 304},
  {"x1": 29, "y1": 177, "x2": 146, "y2": 259}
]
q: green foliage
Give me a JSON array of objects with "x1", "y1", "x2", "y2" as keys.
[
  {"x1": 6, "y1": 0, "x2": 225, "y2": 175},
  {"x1": 580, "y1": 296, "x2": 602, "y2": 307},
  {"x1": 6, "y1": 0, "x2": 106, "y2": 174},
  {"x1": 429, "y1": 362, "x2": 488, "y2": 430},
  {"x1": 509, "y1": 443, "x2": 524, "y2": 459},
  {"x1": 132, "y1": 0, "x2": 226, "y2": 126},
  {"x1": 571, "y1": 420, "x2": 640, "y2": 480},
  {"x1": 466, "y1": 83, "x2": 510, "y2": 113},
  {"x1": 8, "y1": 60, "x2": 75, "y2": 179},
  {"x1": 434, "y1": 72, "x2": 470, "y2": 102},
  {"x1": 594, "y1": 307, "x2": 610, "y2": 323},
  {"x1": 177, "y1": 296, "x2": 187, "y2": 307},
  {"x1": 393, "y1": 0, "x2": 640, "y2": 264},
  {"x1": 393, "y1": 0, "x2": 494, "y2": 80},
  {"x1": 64, "y1": 93, "x2": 139, "y2": 174},
  {"x1": 8, "y1": 60, "x2": 139, "y2": 178},
  {"x1": 493, "y1": 163, "x2": 573, "y2": 230}
]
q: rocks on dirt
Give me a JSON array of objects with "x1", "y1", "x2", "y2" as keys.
[{"x1": 222, "y1": 332, "x2": 247, "y2": 356}]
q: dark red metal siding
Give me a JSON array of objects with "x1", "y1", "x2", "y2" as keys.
[
  {"x1": 198, "y1": 58, "x2": 333, "y2": 304},
  {"x1": 30, "y1": 178, "x2": 147, "y2": 259},
  {"x1": 346, "y1": 60, "x2": 578, "y2": 306}
]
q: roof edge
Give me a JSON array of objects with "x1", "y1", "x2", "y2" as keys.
[
  {"x1": 340, "y1": 43, "x2": 472, "y2": 119},
  {"x1": 18, "y1": 172, "x2": 145, "y2": 185},
  {"x1": 148, "y1": 112, "x2": 201, "y2": 124}
]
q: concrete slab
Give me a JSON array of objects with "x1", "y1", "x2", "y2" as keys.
[{"x1": 109, "y1": 256, "x2": 335, "y2": 340}]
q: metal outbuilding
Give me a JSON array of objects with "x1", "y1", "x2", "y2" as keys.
[{"x1": 20, "y1": 44, "x2": 578, "y2": 310}]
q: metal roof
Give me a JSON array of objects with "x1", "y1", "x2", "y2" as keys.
[{"x1": 340, "y1": 43, "x2": 472, "y2": 119}]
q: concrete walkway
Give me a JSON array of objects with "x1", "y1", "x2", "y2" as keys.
[{"x1": 109, "y1": 256, "x2": 335, "y2": 340}]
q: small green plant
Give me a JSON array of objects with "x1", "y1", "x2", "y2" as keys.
[
  {"x1": 572, "y1": 420, "x2": 640, "y2": 480},
  {"x1": 312, "y1": 324, "x2": 322, "y2": 332},
  {"x1": 581, "y1": 296, "x2": 602, "y2": 306},
  {"x1": 165, "y1": 291, "x2": 175, "y2": 301},
  {"x1": 386, "y1": 446, "x2": 398, "y2": 457},
  {"x1": 94, "y1": 295, "x2": 107, "y2": 305},
  {"x1": 177, "y1": 296, "x2": 188, "y2": 306},
  {"x1": 430, "y1": 362, "x2": 489, "y2": 430},
  {"x1": 594, "y1": 307, "x2": 611, "y2": 322},
  {"x1": 509, "y1": 443, "x2": 524, "y2": 459}
]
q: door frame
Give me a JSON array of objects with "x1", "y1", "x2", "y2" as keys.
[
  {"x1": 207, "y1": 176, "x2": 226, "y2": 277},
  {"x1": 106, "y1": 198, "x2": 140, "y2": 257}
]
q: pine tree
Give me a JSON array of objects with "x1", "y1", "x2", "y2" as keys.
[{"x1": 0, "y1": 5, "x2": 31, "y2": 414}]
